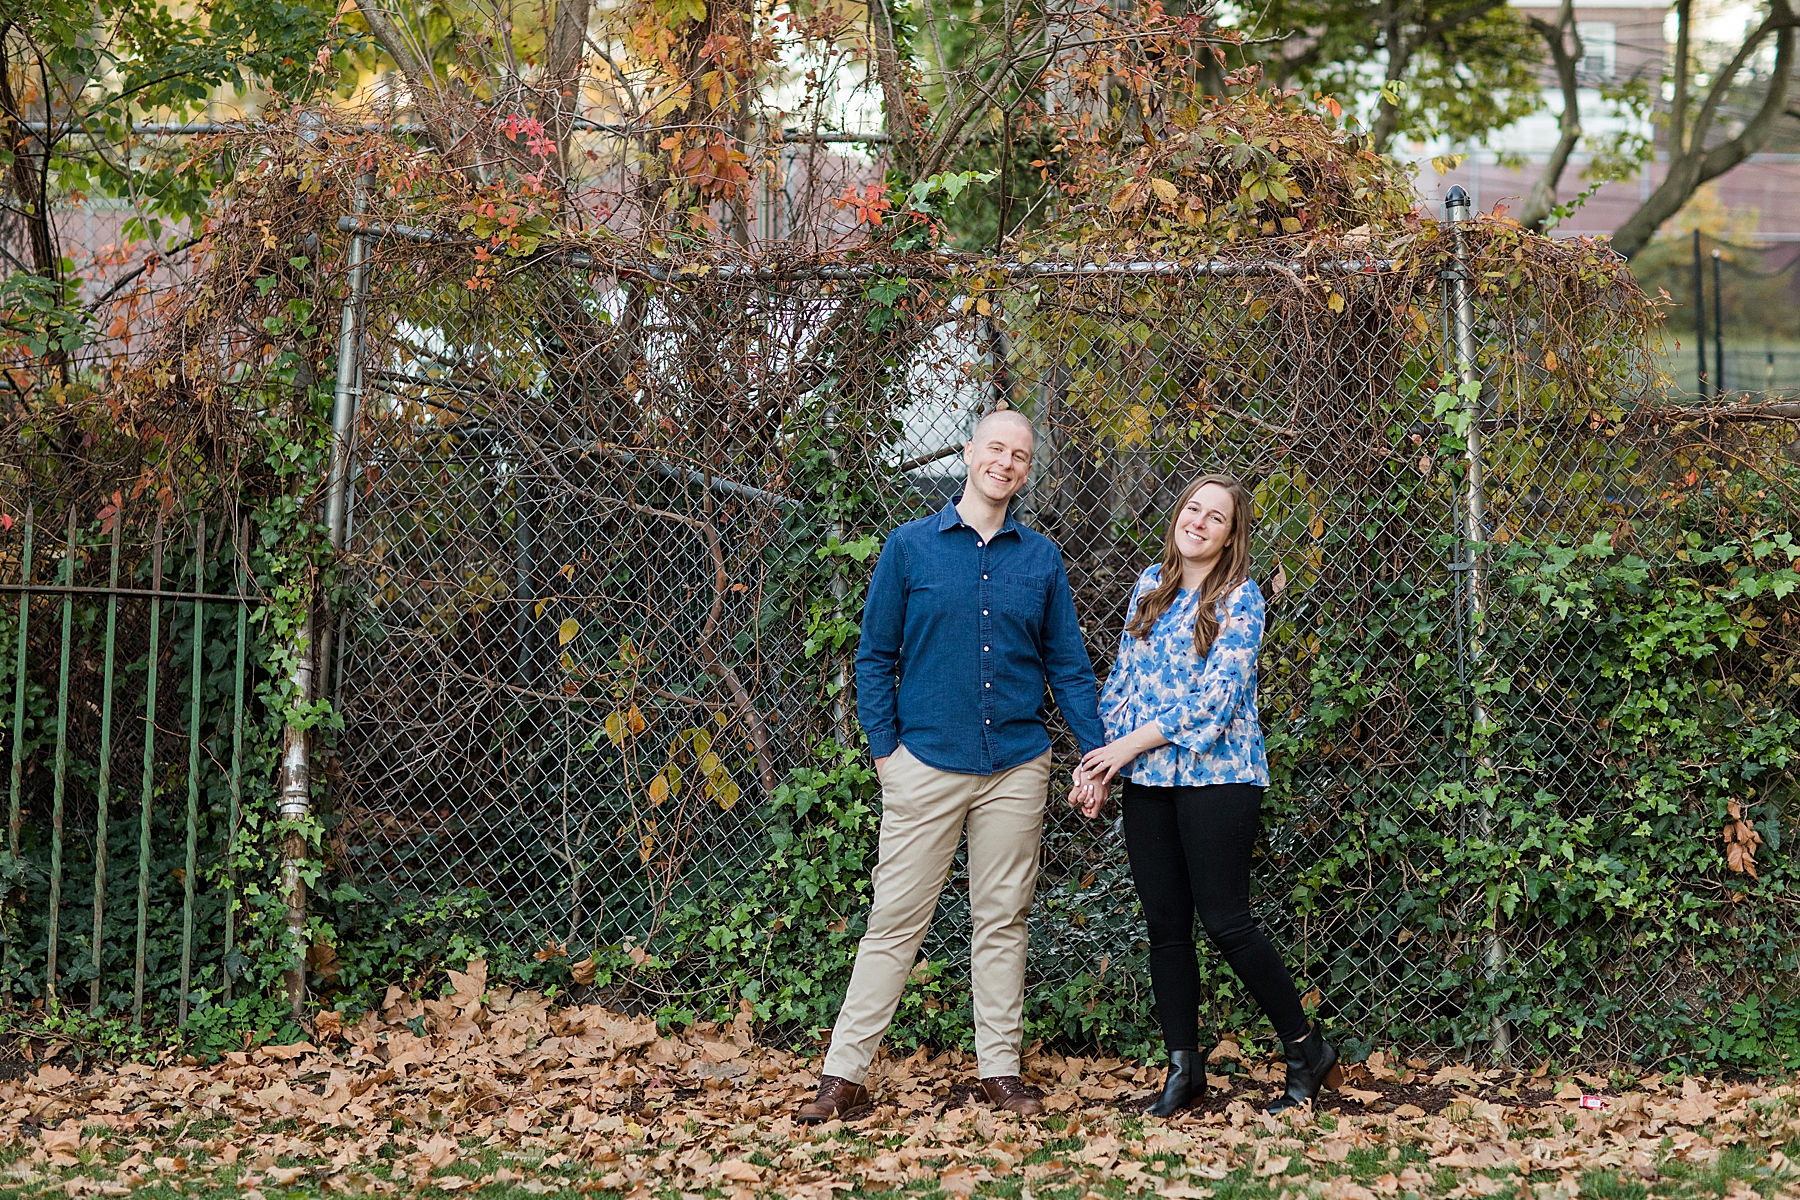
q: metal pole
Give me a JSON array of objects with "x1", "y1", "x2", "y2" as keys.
[
  {"x1": 277, "y1": 173, "x2": 372, "y2": 1019},
  {"x1": 8, "y1": 503, "x2": 34, "y2": 863},
  {"x1": 132, "y1": 521, "x2": 163, "y2": 1026},
  {"x1": 45, "y1": 509, "x2": 77, "y2": 1000},
  {"x1": 1445, "y1": 185, "x2": 1510, "y2": 1063},
  {"x1": 325, "y1": 173, "x2": 373, "y2": 555},
  {"x1": 277, "y1": 607, "x2": 314, "y2": 1018},
  {"x1": 90, "y1": 514, "x2": 122, "y2": 1012},
  {"x1": 223, "y1": 519, "x2": 248, "y2": 1002},
  {"x1": 1693, "y1": 230, "x2": 1709, "y2": 398},
  {"x1": 318, "y1": 172, "x2": 374, "y2": 688},
  {"x1": 1712, "y1": 249, "x2": 1725, "y2": 397},
  {"x1": 178, "y1": 515, "x2": 204, "y2": 1024}
]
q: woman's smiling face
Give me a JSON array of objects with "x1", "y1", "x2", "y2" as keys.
[{"x1": 1174, "y1": 482, "x2": 1235, "y2": 568}]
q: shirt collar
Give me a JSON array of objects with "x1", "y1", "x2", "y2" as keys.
[{"x1": 937, "y1": 496, "x2": 1021, "y2": 539}]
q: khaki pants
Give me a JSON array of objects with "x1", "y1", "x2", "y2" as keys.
[{"x1": 822, "y1": 744, "x2": 1052, "y2": 1083}]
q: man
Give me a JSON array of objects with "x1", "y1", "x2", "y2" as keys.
[{"x1": 796, "y1": 409, "x2": 1108, "y2": 1123}]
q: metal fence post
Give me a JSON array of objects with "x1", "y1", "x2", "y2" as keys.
[
  {"x1": 276, "y1": 613, "x2": 314, "y2": 1018},
  {"x1": 1445, "y1": 184, "x2": 1510, "y2": 1063},
  {"x1": 320, "y1": 171, "x2": 374, "y2": 684},
  {"x1": 276, "y1": 173, "x2": 371, "y2": 1018},
  {"x1": 325, "y1": 172, "x2": 373, "y2": 557}
]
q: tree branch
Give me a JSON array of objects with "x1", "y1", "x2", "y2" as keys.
[
  {"x1": 351, "y1": 0, "x2": 466, "y2": 162},
  {"x1": 1521, "y1": 0, "x2": 1582, "y2": 232},
  {"x1": 1610, "y1": 0, "x2": 1796, "y2": 258}
]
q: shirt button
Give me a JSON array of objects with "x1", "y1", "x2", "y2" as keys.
[
  {"x1": 985, "y1": 719, "x2": 991, "y2": 725},
  {"x1": 983, "y1": 646, "x2": 989, "y2": 652},
  {"x1": 982, "y1": 609, "x2": 988, "y2": 615},
  {"x1": 984, "y1": 682, "x2": 991, "y2": 688},
  {"x1": 977, "y1": 540, "x2": 984, "y2": 547},
  {"x1": 983, "y1": 574, "x2": 989, "y2": 579}
]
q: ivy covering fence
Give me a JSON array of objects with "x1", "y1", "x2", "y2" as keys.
[{"x1": 1, "y1": 106, "x2": 1796, "y2": 1071}]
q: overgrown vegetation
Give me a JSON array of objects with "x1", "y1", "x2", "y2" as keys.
[{"x1": 0, "y1": 50, "x2": 1795, "y2": 1080}]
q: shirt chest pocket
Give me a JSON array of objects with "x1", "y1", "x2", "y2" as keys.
[{"x1": 996, "y1": 571, "x2": 1047, "y2": 620}]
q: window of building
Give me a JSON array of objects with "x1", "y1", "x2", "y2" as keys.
[{"x1": 1576, "y1": 21, "x2": 1617, "y2": 80}]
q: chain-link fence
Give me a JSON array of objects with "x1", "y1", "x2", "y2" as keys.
[{"x1": 307, "y1": 201, "x2": 1791, "y2": 1065}]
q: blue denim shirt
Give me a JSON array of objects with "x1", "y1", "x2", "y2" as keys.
[
  {"x1": 1099, "y1": 566, "x2": 1270, "y2": 787},
  {"x1": 855, "y1": 499, "x2": 1107, "y2": 775}
]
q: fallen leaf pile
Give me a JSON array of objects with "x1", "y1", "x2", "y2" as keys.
[{"x1": 3, "y1": 961, "x2": 1797, "y2": 1199}]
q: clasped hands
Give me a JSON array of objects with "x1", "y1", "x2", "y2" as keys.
[
  {"x1": 1069, "y1": 723, "x2": 1170, "y2": 819},
  {"x1": 1068, "y1": 741, "x2": 1137, "y2": 819}
]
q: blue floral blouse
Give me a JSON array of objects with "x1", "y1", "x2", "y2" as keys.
[{"x1": 1098, "y1": 565, "x2": 1270, "y2": 787}]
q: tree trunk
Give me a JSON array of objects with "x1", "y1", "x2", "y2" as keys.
[
  {"x1": 536, "y1": 0, "x2": 592, "y2": 187},
  {"x1": 1521, "y1": 0, "x2": 1582, "y2": 232},
  {"x1": 870, "y1": 0, "x2": 917, "y2": 162},
  {"x1": 1610, "y1": 0, "x2": 1796, "y2": 258}
]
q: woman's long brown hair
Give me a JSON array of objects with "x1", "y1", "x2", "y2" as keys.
[{"x1": 1124, "y1": 474, "x2": 1255, "y2": 655}]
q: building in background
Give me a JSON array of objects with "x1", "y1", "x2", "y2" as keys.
[{"x1": 1408, "y1": 0, "x2": 1800, "y2": 394}]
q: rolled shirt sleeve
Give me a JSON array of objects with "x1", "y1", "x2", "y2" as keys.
[
  {"x1": 853, "y1": 538, "x2": 906, "y2": 760},
  {"x1": 1148, "y1": 581, "x2": 1265, "y2": 759}
]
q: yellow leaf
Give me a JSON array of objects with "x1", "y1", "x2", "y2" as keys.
[
  {"x1": 605, "y1": 711, "x2": 627, "y2": 749},
  {"x1": 699, "y1": 751, "x2": 720, "y2": 774},
  {"x1": 559, "y1": 617, "x2": 580, "y2": 645},
  {"x1": 626, "y1": 704, "x2": 647, "y2": 735},
  {"x1": 1120, "y1": 404, "x2": 1152, "y2": 448},
  {"x1": 1108, "y1": 181, "x2": 1139, "y2": 212},
  {"x1": 1327, "y1": 291, "x2": 1345, "y2": 313},
  {"x1": 560, "y1": 563, "x2": 576, "y2": 580},
  {"x1": 1544, "y1": 348, "x2": 1559, "y2": 371},
  {"x1": 648, "y1": 772, "x2": 669, "y2": 804},
  {"x1": 1310, "y1": 512, "x2": 1325, "y2": 539},
  {"x1": 1151, "y1": 178, "x2": 1179, "y2": 203},
  {"x1": 533, "y1": 599, "x2": 546, "y2": 618},
  {"x1": 714, "y1": 779, "x2": 740, "y2": 810}
]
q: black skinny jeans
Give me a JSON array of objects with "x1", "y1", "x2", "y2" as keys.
[{"x1": 1121, "y1": 780, "x2": 1310, "y2": 1052}]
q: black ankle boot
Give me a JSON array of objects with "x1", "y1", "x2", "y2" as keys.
[
  {"x1": 1145, "y1": 1048, "x2": 1208, "y2": 1117},
  {"x1": 1266, "y1": 1028, "x2": 1342, "y2": 1114}
]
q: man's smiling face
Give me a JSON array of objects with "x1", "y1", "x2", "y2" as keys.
[{"x1": 963, "y1": 416, "x2": 1034, "y2": 506}]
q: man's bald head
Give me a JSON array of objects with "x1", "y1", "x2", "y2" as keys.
[
  {"x1": 969, "y1": 408, "x2": 1036, "y2": 451},
  {"x1": 962, "y1": 408, "x2": 1035, "y2": 507}
]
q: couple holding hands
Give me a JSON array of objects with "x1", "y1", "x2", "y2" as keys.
[{"x1": 794, "y1": 410, "x2": 1344, "y2": 1125}]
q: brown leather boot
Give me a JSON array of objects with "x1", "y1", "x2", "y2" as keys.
[
  {"x1": 795, "y1": 1075, "x2": 871, "y2": 1124},
  {"x1": 979, "y1": 1075, "x2": 1045, "y2": 1117}
]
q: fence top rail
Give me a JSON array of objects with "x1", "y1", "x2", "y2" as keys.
[
  {"x1": 335, "y1": 217, "x2": 1399, "y2": 282},
  {"x1": 0, "y1": 583, "x2": 261, "y2": 604}
]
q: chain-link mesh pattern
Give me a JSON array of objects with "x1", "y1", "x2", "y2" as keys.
[{"x1": 329, "y1": 237, "x2": 1764, "y2": 1060}]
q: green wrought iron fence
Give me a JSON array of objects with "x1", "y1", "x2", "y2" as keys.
[{"x1": 1, "y1": 502, "x2": 260, "y2": 1024}]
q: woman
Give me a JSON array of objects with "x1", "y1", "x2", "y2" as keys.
[{"x1": 1071, "y1": 474, "x2": 1342, "y2": 1117}]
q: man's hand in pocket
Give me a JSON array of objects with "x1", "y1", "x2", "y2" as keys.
[{"x1": 874, "y1": 755, "x2": 891, "y2": 780}]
